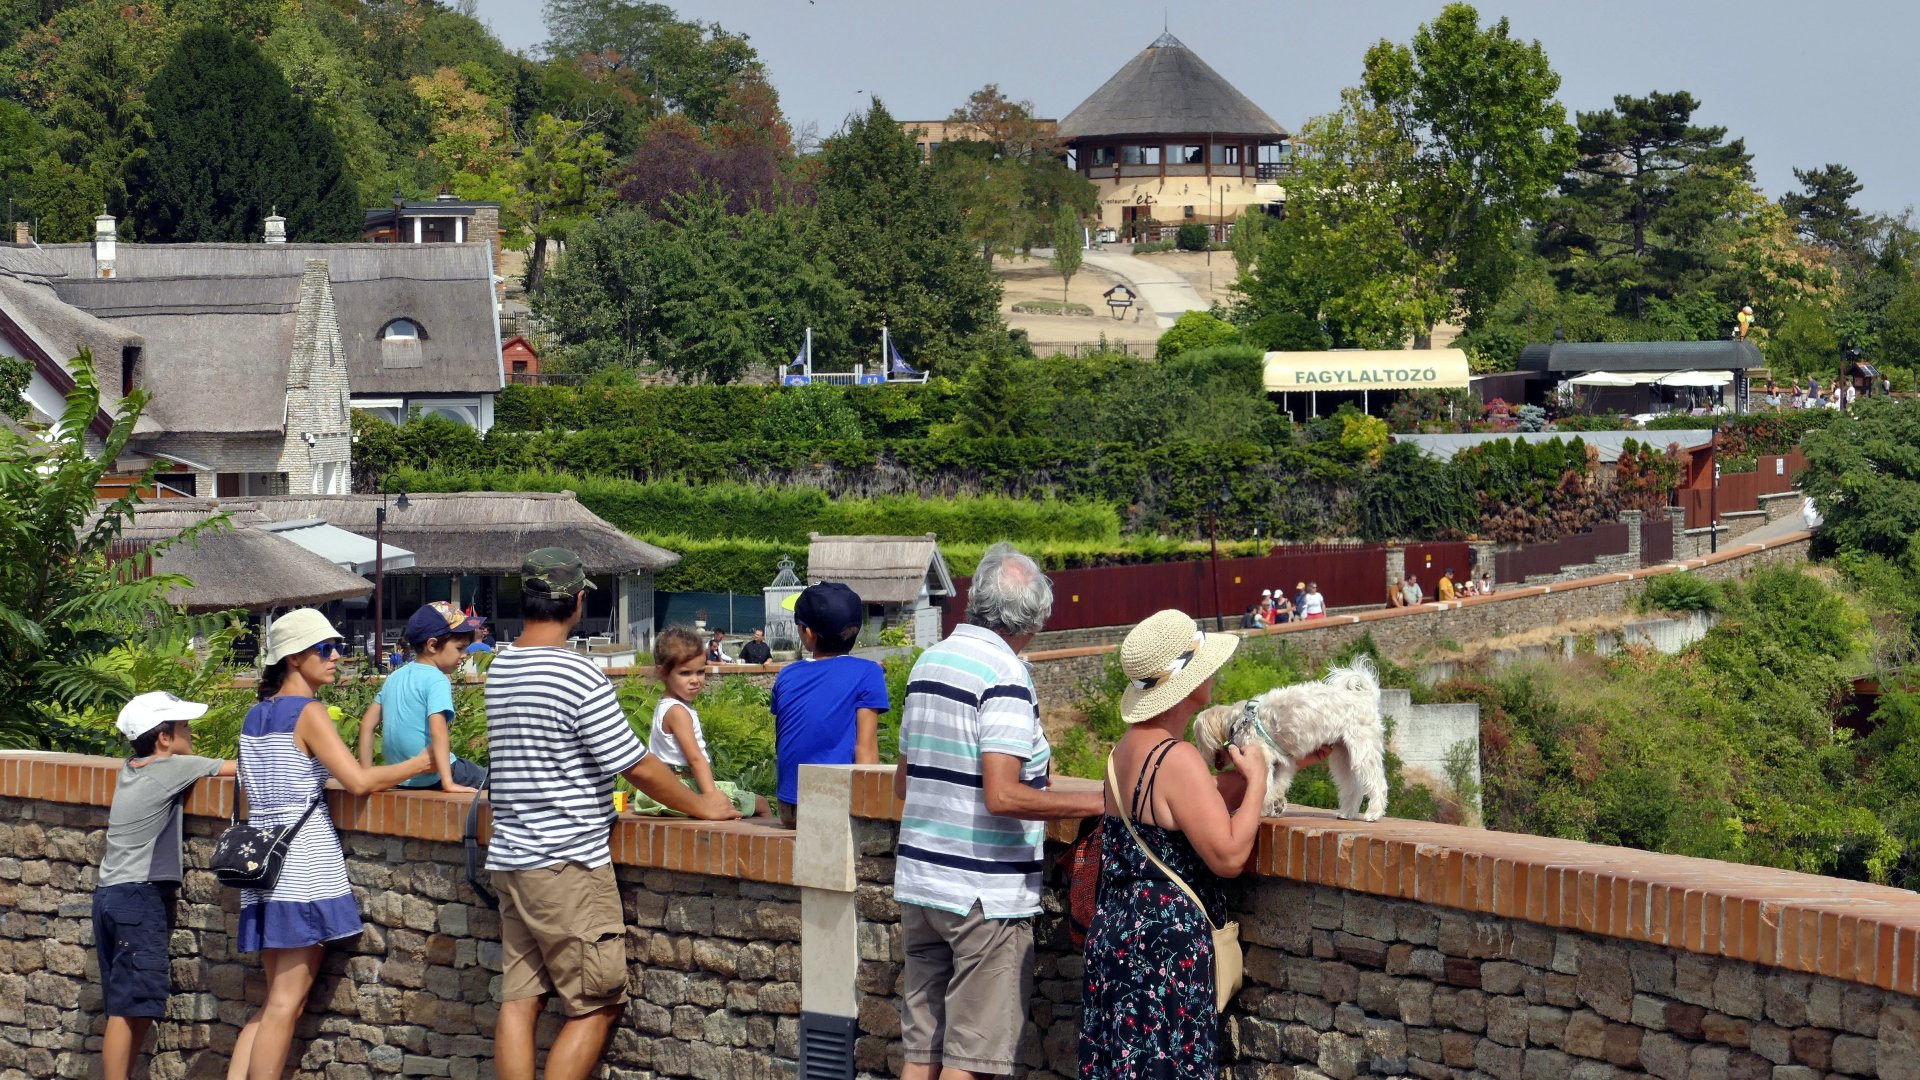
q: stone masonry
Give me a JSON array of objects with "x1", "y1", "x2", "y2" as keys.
[
  {"x1": 0, "y1": 792, "x2": 799, "y2": 1080},
  {"x1": 847, "y1": 807, "x2": 1920, "y2": 1080}
]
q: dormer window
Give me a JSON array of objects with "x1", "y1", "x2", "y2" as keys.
[{"x1": 380, "y1": 318, "x2": 423, "y2": 340}]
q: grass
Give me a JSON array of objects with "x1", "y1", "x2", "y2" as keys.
[{"x1": 1011, "y1": 300, "x2": 1096, "y2": 316}]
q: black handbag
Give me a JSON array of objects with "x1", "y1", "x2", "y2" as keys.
[{"x1": 210, "y1": 758, "x2": 327, "y2": 890}]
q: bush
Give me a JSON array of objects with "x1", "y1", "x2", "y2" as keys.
[
  {"x1": 1637, "y1": 572, "x2": 1723, "y2": 614},
  {"x1": 1176, "y1": 222, "x2": 1210, "y2": 251},
  {"x1": 1155, "y1": 310, "x2": 1241, "y2": 361},
  {"x1": 755, "y1": 386, "x2": 863, "y2": 441},
  {"x1": 1129, "y1": 239, "x2": 1175, "y2": 254}
]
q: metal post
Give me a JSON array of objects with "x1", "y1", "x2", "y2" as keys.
[
  {"x1": 1207, "y1": 491, "x2": 1226, "y2": 631},
  {"x1": 1709, "y1": 423, "x2": 1719, "y2": 554},
  {"x1": 373, "y1": 505, "x2": 386, "y2": 664}
]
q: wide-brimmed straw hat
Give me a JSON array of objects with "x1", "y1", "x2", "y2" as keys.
[
  {"x1": 263, "y1": 608, "x2": 344, "y2": 666},
  {"x1": 1118, "y1": 610, "x2": 1240, "y2": 724}
]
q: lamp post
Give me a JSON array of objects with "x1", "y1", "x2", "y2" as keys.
[
  {"x1": 373, "y1": 477, "x2": 410, "y2": 667},
  {"x1": 1708, "y1": 421, "x2": 1720, "y2": 555},
  {"x1": 391, "y1": 190, "x2": 405, "y2": 244}
]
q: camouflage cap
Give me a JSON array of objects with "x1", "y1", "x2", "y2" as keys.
[{"x1": 522, "y1": 547, "x2": 598, "y2": 598}]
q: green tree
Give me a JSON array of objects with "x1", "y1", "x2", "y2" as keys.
[
  {"x1": 1799, "y1": 397, "x2": 1920, "y2": 560},
  {"x1": 1050, "y1": 209, "x2": 1082, "y2": 304},
  {"x1": 1156, "y1": 310, "x2": 1241, "y2": 361},
  {"x1": 541, "y1": 0, "x2": 759, "y2": 125},
  {"x1": 134, "y1": 24, "x2": 360, "y2": 242},
  {"x1": 815, "y1": 99, "x2": 1003, "y2": 371},
  {"x1": 1539, "y1": 90, "x2": 1754, "y2": 316},
  {"x1": 0, "y1": 360, "x2": 216, "y2": 750},
  {"x1": 1358, "y1": 3, "x2": 1576, "y2": 326},
  {"x1": 534, "y1": 192, "x2": 849, "y2": 382},
  {"x1": 508, "y1": 113, "x2": 614, "y2": 294},
  {"x1": 935, "y1": 84, "x2": 1096, "y2": 259},
  {"x1": 1781, "y1": 163, "x2": 1867, "y2": 255}
]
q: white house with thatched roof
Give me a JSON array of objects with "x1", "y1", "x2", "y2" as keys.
[
  {"x1": 243, "y1": 491, "x2": 679, "y2": 648},
  {"x1": 1058, "y1": 31, "x2": 1291, "y2": 238},
  {"x1": 805, "y1": 533, "x2": 955, "y2": 647},
  {"x1": 0, "y1": 235, "x2": 353, "y2": 499}
]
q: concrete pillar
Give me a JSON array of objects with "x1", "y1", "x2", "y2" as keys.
[
  {"x1": 1621, "y1": 510, "x2": 1644, "y2": 563},
  {"x1": 794, "y1": 765, "x2": 862, "y2": 1077},
  {"x1": 1470, "y1": 541, "x2": 1497, "y2": 584},
  {"x1": 1385, "y1": 546, "x2": 1406, "y2": 601},
  {"x1": 412, "y1": 217, "x2": 422, "y2": 244}
]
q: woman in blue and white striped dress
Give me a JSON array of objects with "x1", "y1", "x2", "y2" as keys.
[{"x1": 227, "y1": 610, "x2": 430, "y2": 1080}]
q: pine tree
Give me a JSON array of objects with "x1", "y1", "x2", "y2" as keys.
[
  {"x1": 814, "y1": 99, "x2": 1003, "y2": 372},
  {"x1": 134, "y1": 25, "x2": 359, "y2": 242}
]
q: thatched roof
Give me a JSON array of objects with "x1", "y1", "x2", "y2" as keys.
[
  {"x1": 34, "y1": 243, "x2": 501, "y2": 397},
  {"x1": 242, "y1": 492, "x2": 680, "y2": 576},
  {"x1": 805, "y1": 533, "x2": 953, "y2": 606},
  {"x1": 51, "y1": 275, "x2": 301, "y2": 435},
  {"x1": 0, "y1": 251, "x2": 144, "y2": 412},
  {"x1": 118, "y1": 505, "x2": 373, "y2": 613},
  {"x1": 1056, "y1": 32, "x2": 1287, "y2": 142}
]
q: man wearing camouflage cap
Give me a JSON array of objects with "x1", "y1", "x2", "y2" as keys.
[{"x1": 485, "y1": 549, "x2": 735, "y2": 1080}]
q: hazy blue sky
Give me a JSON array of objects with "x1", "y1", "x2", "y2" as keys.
[{"x1": 473, "y1": 1, "x2": 1920, "y2": 214}]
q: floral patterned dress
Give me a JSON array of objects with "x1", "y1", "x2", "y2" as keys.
[{"x1": 1079, "y1": 739, "x2": 1226, "y2": 1078}]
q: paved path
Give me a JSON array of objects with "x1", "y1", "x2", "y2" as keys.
[
  {"x1": 1082, "y1": 249, "x2": 1209, "y2": 328},
  {"x1": 1720, "y1": 502, "x2": 1816, "y2": 547}
]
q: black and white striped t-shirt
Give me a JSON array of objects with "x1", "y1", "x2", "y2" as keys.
[{"x1": 484, "y1": 646, "x2": 645, "y2": 871}]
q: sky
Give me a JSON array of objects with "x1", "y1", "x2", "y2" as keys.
[{"x1": 472, "y1": 0, "x2": 1920, "y2": 214}]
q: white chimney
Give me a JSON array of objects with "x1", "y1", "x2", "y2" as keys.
[
  {"x1": 12, "y1": 222, "x2": 27, "y2": 244},
  {"x1": 264, "y1": 208, "x2": 286, "y2": 244},
  {"x1": 93, "y1": 213, "x2": 116, "y2": 278}
]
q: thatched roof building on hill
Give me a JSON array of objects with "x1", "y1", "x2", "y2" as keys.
[
  {"x1": 805, "y1": 533, "x2": 954, "y2": 647},
  {"x1": 1058, "y1": 32, "x2": 1291, "y2": 237}
]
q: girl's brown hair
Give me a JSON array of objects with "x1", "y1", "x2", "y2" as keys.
[{"x1": 654, "y1": 628, "x2": 706, "y2": 675}]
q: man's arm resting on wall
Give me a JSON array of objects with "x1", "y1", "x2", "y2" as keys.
[{"x1": 981, "y1": 753, "x2": 1104, "y2": 820}]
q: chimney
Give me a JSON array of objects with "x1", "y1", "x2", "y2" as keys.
[
  {"x1": 12, "y1": 222, "x2": 27, "y2": 244},
  {"x1": 264, "y1": 208, "x2": 287, "y2": 244},
  {"x1": 93, "y1": 212, "x2": 116, "y2": 278}
]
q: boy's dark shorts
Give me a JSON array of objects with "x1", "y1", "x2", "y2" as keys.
[{"x1": 92, "y1": 882, "x2": 174, "y2": 1018}]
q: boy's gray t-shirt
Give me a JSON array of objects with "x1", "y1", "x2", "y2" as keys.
[{"x1": 98, "y1": 754, "x2": 225, "y2": 887}]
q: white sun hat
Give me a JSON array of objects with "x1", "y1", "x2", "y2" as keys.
[
  {"x1": 116, "y1": 691, "x2": 209, "y2": 741},
  {"x1": 263, "y1": 608, "x2": 345, "y2": 666},
  {"x1": 1118, "y1": 610, "x2": 1240, "y2": 725}
]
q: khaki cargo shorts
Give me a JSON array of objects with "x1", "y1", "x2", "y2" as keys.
[
  {"x1": 900, "y1": 901, "x2": 1034, "y2": 1074},
  {"x1": 492, "y1": 862, "x2": 629, "y2": 1015}
]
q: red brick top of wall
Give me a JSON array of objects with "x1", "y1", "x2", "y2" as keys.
[{"x1": 0, "y1": 753, "x2": 796, "y2": 886}]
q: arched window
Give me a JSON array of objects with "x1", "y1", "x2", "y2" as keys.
[{"x1": 380, "y1": 318, "x2": 423, "y2": 340}]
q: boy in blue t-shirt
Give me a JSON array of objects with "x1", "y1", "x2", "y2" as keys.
[
  {"x1": 770, "y1": 582, "x2": 889, "y2": 827},
  {"x1": 358, "y1": 601, "x2": 489, "y2": 791}
]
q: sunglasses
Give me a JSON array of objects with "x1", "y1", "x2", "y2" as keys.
[{"x1": 311, "y1": 641, "x2": 347, "y2": 660}]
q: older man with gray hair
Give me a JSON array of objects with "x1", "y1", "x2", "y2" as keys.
[{"x1": 891, "y1": 543, "x2": 1104, "y2": 1080}]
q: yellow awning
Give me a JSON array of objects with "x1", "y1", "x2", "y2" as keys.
[{"x1": 1263, "y1": 349, "x2": 1472, "y2": 393}]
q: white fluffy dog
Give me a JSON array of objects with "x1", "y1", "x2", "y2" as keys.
[{"x1": 1193, "y1": 655, "x2": 1389, "y2": 821}]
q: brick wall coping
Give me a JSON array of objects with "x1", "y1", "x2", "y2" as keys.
[
  {"x1": 0, "y1": 751, "x2": 796, "y2": 885},
  {"x1": 1017, "y1": 529, "x2": 1812, "y2": 664},
  {"x1": 847, "y1": 762, "x2": 1920, "y2": 996}
]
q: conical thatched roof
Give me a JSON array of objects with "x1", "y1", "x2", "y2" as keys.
[{"x1": 1056, "y1": 32, "x2": 1287, "y2": 142}]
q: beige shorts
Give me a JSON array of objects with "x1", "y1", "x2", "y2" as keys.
[
  {"x1": 492, "y1": 862, "x2": 629, "y2": 1016},
  {"x1": 900, "y1": 901, "x2": 1034, "y2": 1074}
]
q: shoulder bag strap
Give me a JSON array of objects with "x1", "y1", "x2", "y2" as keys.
[
  {"x1": 463, "y1": 778, "x2": 499, "y2": 910},
  {"x1": 1106, "y1": 750, "x2": 1219, "y2": 929}
]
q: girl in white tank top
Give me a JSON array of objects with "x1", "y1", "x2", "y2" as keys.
[{"x1": 631, "y1": 630, "x2": 768, "y2": 818}]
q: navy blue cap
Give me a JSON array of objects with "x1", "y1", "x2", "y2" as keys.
[
  {"x1": 792, "y1": 582, "x2": 864, "y2": 640},
  {"x1": 404, "y1": 601, "x2": 486, "y2": 647}
]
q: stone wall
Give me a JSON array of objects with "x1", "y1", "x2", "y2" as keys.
[
  {"x1": 843, "y1": 769, "x2": 1920, "y2": 1080},
  {"x1": 0, "y1": 758, "x2": 802, "y2": 1080}
]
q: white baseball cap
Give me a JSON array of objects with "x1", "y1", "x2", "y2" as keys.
[
  {"x1": 1261, "y1": 589, "x2": 1272, "y2": 597},
  {"x1": 117, "y1": 691, "x2": 209, "y2": 741}
]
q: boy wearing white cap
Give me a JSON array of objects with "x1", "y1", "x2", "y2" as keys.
[{"x1": 94, "y1": 692, "x2": 236, "y2": 1080}]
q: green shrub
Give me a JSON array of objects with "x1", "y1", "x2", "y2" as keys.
[
  {"x1": 1637, "y1": 572, "x2": 1723, "y2": 614},
  {"x1": 1129, "y1": 239, "x2": 1175, "y2": 254},
  {"x1": 1156, "y1": 310, "x2": 1240, "y2": 361},
  {"x1": 1176, "y1": 222, "x2": 1210, "y2": 251},
  {"x1": 755, "y1": 386, "x2": 864, "y2": 441}
]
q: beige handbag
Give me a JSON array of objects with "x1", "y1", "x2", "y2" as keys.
[{"x1": 1106, "y1": 754, "x2": 1245, "y2": 1013}]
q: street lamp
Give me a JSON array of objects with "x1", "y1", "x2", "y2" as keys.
[
  {"x1": 373, "y1": 477, "x2": 410, "y2": 666},
  {"x1": 1708, "y1": 421, "x2": 1720, "y2": 555},
  {"x1": 391, "y1": 190, "x2": 405, "y2": 244}
]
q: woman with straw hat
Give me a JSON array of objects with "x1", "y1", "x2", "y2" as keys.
[
  {"x1": 228, "y1": 610, "x2": 432, "y2": 1080},
  {"x1": 1080, "y1": 610, "x2": 1269, "y2": 1078}
]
